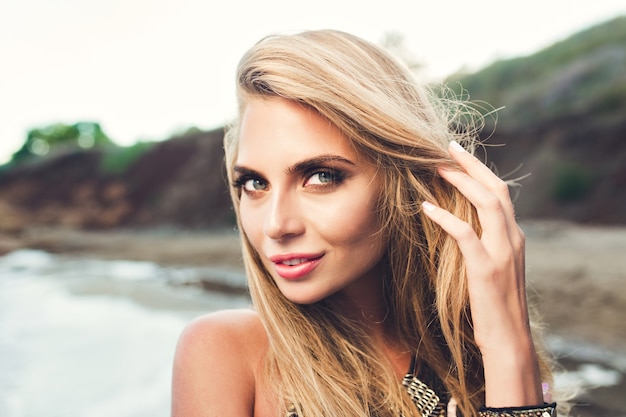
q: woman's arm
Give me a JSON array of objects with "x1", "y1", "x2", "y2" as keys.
[
  {"x1": 171, "y1": 309, "x2": 264, "y2": 417},
  {"x1": 422, "y1": 141, "x2": 545, "y2": 408}
]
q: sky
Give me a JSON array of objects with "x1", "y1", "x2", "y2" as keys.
[{"x1": 1, "y1": 0, "x2": 625, "y2": 164}]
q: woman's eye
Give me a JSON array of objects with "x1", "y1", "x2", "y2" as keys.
[
  {"x1": 305, "y1": 170, "x2": 338, "y2": 186},
  {"x1": 242, "y1": 178, "x2": 267, "y2": 192}
]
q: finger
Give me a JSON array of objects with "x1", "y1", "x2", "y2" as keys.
[
  {"x1": 447, "y1": 141, "x2": 518, "y2": 236},
  {"x1": 448, "y1": 141, "x2": 515, "y2": 215},
  {"x1": 422, "y1": 201, "x2": 525, "y2": 307},
  {"x1": 437, "y1": 166, "x2": 510, "y2": 246},
  {"x1": 421, "y1": 201, "x2": 490, "y2": 266}
]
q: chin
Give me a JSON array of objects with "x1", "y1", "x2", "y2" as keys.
[
  {"x1": 279, "y1": 287, "x2": 333, "y2": 305},
  {"x1": 283, "y1": 293, "x2": 326, "y2": 305}
]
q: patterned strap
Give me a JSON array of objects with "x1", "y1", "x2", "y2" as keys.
[
  {"x1": 287, "y1": 361, "x2": 556, "y2": 417},
  {"x1": 286, "y1": 372, "x2": 446, "y2": 417},
  {"x1": 478, "y1": 402, "x2": 557, "y2": 417},
  {"x1": 401, "y1": 372, "x2": 446, "y2": 416}
]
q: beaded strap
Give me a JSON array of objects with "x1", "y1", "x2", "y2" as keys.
[
  {"x1": 401, "y1": 373, "x2": 446, "y2": 417},
  {"x1": 478, "y1": 402, "x2": 557, "y2": 417},
  {"x1": 287, "y1": 373, "x2": 556, "y2": 417}
]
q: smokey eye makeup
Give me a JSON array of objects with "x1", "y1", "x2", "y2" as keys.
[
  {"x1": 232, "y1": 155, "x2": 354, "y2": 195},
  {"x1": 232, "y1": 168, "x2": 346, "y2": 193},
  {"x1": 231, "y1": 166, "x2": 268, "y2": 194},
  {"x1": 302, "y1": 167, "x2": 347, "y2": 187},
  {"x1": 231, "y1": 174, "x2": 267, "y2": 193}
]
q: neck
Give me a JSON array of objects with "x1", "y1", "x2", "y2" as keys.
[
  {"x1": 331, "y1": 263, "x2": 393, "y2": 340},
  {"x1": 334, "y1": 292, "x2": 413, "y2": 378},
  {"x1": 330, "y1": 263, "x2": 414, "y2": 376}
]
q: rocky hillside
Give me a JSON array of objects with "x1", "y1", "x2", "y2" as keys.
[
  {"x1": 0, "y1": 129, "x2": 233, "y2": 232},
  {"x1": 0, "y1": 16, "x2": 624, "y2": 232},
  {"x1": 451, "y1": 16, "x2": 626, "y2": 223}
]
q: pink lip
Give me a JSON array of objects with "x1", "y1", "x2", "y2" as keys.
[{"x1": 268, "y1": 253, "x2": 324, "y2": 281}]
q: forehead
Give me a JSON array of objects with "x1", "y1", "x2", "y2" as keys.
[{"x1": 236, "y1": 98, "x2": 358, "y2": 164}]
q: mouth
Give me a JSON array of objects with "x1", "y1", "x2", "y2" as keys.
[
  {"x1": 268, "y1": 253, "x2": 324, "y2": 280},
  {"x1": 278, "y1": 257, "x2": 316, "y2": 266}
]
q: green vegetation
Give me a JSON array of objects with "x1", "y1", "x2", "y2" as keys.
[
  {"x1": 0, "y1": 161, "x2": 13, "y2": 178},
  {"x1": 100, "y1": 141, "x2": 155, "y2": 175},
  {"x1": 2, "y1": 120, "x2": 157, "y2": 179},
  {"x1": 447, "y1": 16, "x2": 626, "y2": 131},
  {"x1": 552, "y1": 163, "x2": 595, "y2": 202},
  {"x1": 11, "y1": 122, "x2": 115, "y2": 163}
]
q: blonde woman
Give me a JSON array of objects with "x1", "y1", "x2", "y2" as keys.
[{"x1": 172, "y1": 30, "x2": 560, "y2": 417}]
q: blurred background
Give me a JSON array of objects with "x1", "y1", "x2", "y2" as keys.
[{"x1": 0, "y1": 1, "x2": 625, "y2": 416}]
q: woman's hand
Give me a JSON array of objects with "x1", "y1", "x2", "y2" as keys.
[{"x1": 421, "y1": 140, "x2": 543, "y2": 407}]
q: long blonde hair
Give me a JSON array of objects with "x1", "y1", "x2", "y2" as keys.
[{"x1": 224, "y1": 30, "x2": 554, "y2": 417}]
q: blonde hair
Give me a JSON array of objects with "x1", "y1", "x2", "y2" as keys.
[{"x1": 224, "y1": 30, "x2": 554, "y2": 417}]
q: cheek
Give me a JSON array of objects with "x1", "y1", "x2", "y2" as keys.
[
  {"x1": 316, "y1": 193, "x2": 381, "y2": 246},
  {"x1": 239, "y1": 202, "x2": 262, "y2": 245}
]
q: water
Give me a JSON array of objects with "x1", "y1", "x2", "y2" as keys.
[
  {"x1": 0, "y1": 250, "x2": 249, "y2": 417},
  {"x1": 548, "y1": 336, "x2": 626, "y2": 416},
  {"x1": 0, "y1": 250, "x2": 623, "y2": 416}
]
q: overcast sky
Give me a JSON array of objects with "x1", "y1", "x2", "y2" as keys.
[{"x1": 1, "y1": 0, "x2": 624, "y2": 163}]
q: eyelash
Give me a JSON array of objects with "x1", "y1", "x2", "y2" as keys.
[
  {"x1": 231, "y1": 175, "x2": 266, "y2": 192},
  {"x1": 232, "y1": 167, "x2": 347, "y2": 194},
  {"x1": 304, "y1": 168, "x2": 345, "y2": 187}
]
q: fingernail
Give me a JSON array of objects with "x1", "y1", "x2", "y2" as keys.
[
  {"x1": 422, "y1": 201, "x2": 437, "y2": 212},
  {"x1": 450, "y1": 140, "x2": 466, "y2": 153}
]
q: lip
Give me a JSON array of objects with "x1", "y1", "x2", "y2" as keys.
[{"x1": 268, "y1": 253, "x2": 324, "y2": 281}]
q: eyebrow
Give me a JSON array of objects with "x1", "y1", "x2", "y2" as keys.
[
  {"x1": 233, "y1": 154, "x2": 356, "y2": 178},
  {"x1": 285, "y1": 155, "x2": 355, "y2": 175},
  {"x1": 232, "y1": 165, "x2": 263, "y2": 183}
]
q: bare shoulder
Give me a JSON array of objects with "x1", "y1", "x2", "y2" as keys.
[
  {"x1": 176, "y1": 308, "x2": 266, "y2": 354},
  {"x1": 172, "y1": 308, "x2": 267, "y2": 417}
]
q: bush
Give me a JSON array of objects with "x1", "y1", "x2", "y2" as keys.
[
  {"x1": 100, "y1": 142, "x2": 154, "y2": 175},
  {"x1": 552, "y1": 164, "x2": 594, "y2": 202},
  {"x1": 11, "y1": 122, "x2": 114, "y2": 163}
]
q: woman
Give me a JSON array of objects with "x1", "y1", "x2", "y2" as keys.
[{"x1": 172, "y1": 30, "x2": 560, "y2": 417}]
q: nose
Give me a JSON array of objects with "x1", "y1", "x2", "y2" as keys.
[{"x1": 263, "y1": 190, "x2": 305, "y2": 241}]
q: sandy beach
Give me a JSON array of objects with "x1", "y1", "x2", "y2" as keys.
[{"x1": 1, "y1": 220, "x2": 624, "y2": 416}]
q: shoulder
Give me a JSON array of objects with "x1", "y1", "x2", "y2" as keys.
[
  {"x1": 175, "y1": 308, "x2": 267, "y2": 361},
  {"x1": 172, "y1": 308, "x2": 268, "y2": 416},
  {"x1": 177, "y1": 308, "x2": 266, "y2": 352}
]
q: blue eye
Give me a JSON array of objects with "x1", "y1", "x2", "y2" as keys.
[
  {"x1": 308, "y1": 171, "x2": 334, "y2": 185},
  {"x1": 243, "y1": 178, "x2": 267, "y2": 191},
  {"x1": 305, "y1": 170, "x2": 345, "y2": 187},
  {"x1": 232, "y1": 175, "x2": 268, "y2": 193}
]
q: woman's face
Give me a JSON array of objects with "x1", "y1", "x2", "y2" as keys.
[{"x1": 234, "y1": 98, "x2": 387, "y2": 305}]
